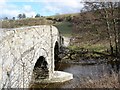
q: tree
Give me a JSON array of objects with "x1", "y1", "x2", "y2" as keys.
[
  {"x1": 109, "y1": 2, "x2": 119, "y2": 56},
  {"x1": 4, "y1": 17, "x2": 8, "y2": 20},
  {"x1": 35, "y1": 14, "x2": 40, "y2": 18},
  {"x1": 12, "y1": 17, "x2": 15, "y2": 20},
  {"x1": 66, "y1": 15, "x2": 72, "y2": 22},
  {"x1": 118, "y1": 2, "x2": 120, "y2": 58},
  {"x1": 22, "y1": 13, "x2": 26, "y2": 18},
  {"x1": 88, "y1": 2, "x2": 119, "y2": 56},
  {"x1": 73, "y1": 2, "x2": 119, "y2": 56},
  {"x1": 17, "y1": 14, "x2": 23, "y2": 19},
  {"x1": 17, "y1": 13, "x2": 26, "y2": 19}
]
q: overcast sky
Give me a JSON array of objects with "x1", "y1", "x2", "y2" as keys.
[{"x1": 0, "y1": 0, "x2": 84, "y2": 19}]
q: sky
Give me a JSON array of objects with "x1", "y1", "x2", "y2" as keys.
[{"x1": 0, "y1": 0, "x2": 84, "y2": 19}]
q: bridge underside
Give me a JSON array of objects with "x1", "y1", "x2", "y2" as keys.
[{"x1": 33, "y1": 56, "x2": 49, "y2": 80}]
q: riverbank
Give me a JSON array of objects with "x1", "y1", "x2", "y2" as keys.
[
  {"x1": 32, "y1": 62, "x2": 120, "y2": 89},
  {"x1": 44, "y1": 33, "x2": 120, "y2": 89},
  {"x1": 58, "y1": 46, "x2": 120, "y2": 88},
  {"x1": 79, "y1": 73, "x2": 120, "y2": 88},
  {"x1": 60, "y1": 45, "x2": 120, "y2": 67}
]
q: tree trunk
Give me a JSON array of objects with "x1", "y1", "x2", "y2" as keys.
[
  {"x1": 104, "y1": 7, "x2": 114, "y2": 56},
  {"x1": 113, "y1": 18, "x2": 118, "y2": 56},
  {"x1": 111, "y1": 10, "x2": 118, "y2": 56},
  {"x1": 118, "y1": 3, "x2": 120, "y2": 58}
]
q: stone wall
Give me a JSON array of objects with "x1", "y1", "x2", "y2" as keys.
[{"x1": 0, "y1": 25, "x2": 61, "y2": 88}]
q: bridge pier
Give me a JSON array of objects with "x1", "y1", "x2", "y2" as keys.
[{"x1": 33, "y1": 71, "x2": 73, "y2": 84}]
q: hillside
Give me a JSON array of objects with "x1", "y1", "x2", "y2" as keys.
[
  {"x1": 69, "y1": 8, "x2": 119, "y2": 56},
  {"x1": 1, "y1": 14, "x2": 76, "y2": 36},
  {"x1": 1, "y1": 17, "x2": 53, "y2": 28},
  {"x1": 1, "y1": 8, "x2": 119, "y2": 54}
]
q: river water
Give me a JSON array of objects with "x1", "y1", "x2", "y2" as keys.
[{"x1": 31, "y1": 61, "x2": 119, "y2": 88}]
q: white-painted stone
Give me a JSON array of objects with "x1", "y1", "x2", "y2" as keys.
[
  {"x1": 33, "y1": 71, "x2": 73, "y2": 83},
  {"x1": 0, "y1": 25, "x2": 73, "y2": 88}
]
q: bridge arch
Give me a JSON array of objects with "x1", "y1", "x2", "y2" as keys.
[
  {"x1": 33, "y1": 56, "x2": 49, "y2": 80},
  {"x1": 53, "y1": 41, "x2": 61, "y2": 70},
  {"x1": 30, "y1": 47, "x2": 50, "y2": 82},
  {"x1": 54, "y1": 41, "x2": 59, "y2": 61}
]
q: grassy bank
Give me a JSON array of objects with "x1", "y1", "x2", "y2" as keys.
[
  {"x1": 1, "y1": 16, "x2": 73, "y2": 36},
  {"x1": 54, "y1": 21, "x2": 73, "y2": 36},
  {"x1": 1, "y1": 17, "x2": 53, "y2": 28},
  {"x1": 79, "y1": 73, "x2": 120, "y2": 88}
]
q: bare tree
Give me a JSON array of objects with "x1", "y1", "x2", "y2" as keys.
[
  {"x1": 73, "y1": 2, "x2": 119, "y2": 56},
  {"x1": 117, "y1": 2, "x2": 120, "y2": 58}
]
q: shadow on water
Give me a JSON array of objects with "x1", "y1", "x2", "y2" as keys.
[{"x1": 31, "y1": 59, "x2": 120, "y2": 88}]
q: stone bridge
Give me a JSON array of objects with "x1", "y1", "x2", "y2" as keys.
[{"x1": 0, "y1": 25, "x2": 73, "y2": 88}]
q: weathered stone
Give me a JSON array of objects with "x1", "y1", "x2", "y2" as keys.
[{"x1": 0, "y1": 25, "x2": 73, "y2": 88}]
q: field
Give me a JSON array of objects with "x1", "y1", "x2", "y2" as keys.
[{"x1": 54, "y1": 21, "x2": 73, "y2": 36}]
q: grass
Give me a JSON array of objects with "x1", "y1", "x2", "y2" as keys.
[
  {"x1": 54, "y1": 21, "x2": 73, "y2": 36},
  {"x1": 68, "y1": 42, "x2": 111, "y2": 59},
  {"x1": 79, "y1": 73, "x2": 120, "y2": 88},
  {"x1": 46, "y1": 13, "x2": 79, "y2": 19},
  {"x1": 81, "y1": 43, "x2": 109, "y2": 52},
  {"x1": 2, "y1": 16, "x2": 73, "y2": 37},
  {"x1": 69, "y1": 42, "x2": 109, "y2": 52},
  {"x1": 31, "y1": 72, "x2": 120, "y2": 88},
  {"x1": 1, "y1": 17, "x2": 54, "y2": 28}
]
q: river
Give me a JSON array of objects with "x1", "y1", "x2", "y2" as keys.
[{"x1": 31, "y1": 61, "x2": 119, "y2": 88}]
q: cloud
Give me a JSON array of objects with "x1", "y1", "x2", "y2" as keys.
[
  {"x1": 0, "y1": 2, "x2": 36, "y2": 19},
  {"x1": 41, "y1": 5, "x2": 61, "y2": 15},
  {"x1": 0, "y1": 0, "x2": 84, "y2": 18},
  {"x1": 0, "y1": 0, "x2": 6, "y2": 3},
  {"x1": 1, "y1": 0, "x2": 82, "y2": 2},
  {"x1": 41, "y1": 0, "x2": 84, "y2": 15},
  {"x1": 23, "y1": 5, "x2": 32, "y2": 11},
  {"x1": 23, "y1": 5, "x2": 36, "y2": 17}
]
